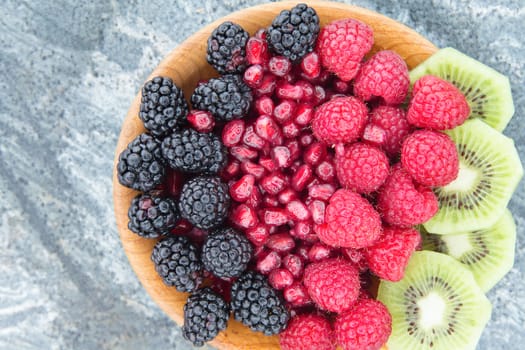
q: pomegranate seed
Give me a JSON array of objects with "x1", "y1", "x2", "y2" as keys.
[
  {"x1": 306, "y1": 177, "x2": 321, "y2": 191},
  {"x1": 308, "y1": 184, "x2": 336, "y2": 201},
  {"x1": 269, "y1": 268, "x2": 294, "y2": 290},
  {"x1": 300, "y1": 52, "x2": 321, "y2": 78},
  {"x1": 222, "y1": 119, "x2": 245, "y2": 147},
  {"x1": 282, "y1": 254, "x2": 304, "y2": 278},
  {"x1": 246, "y1": 224, "x2": 270, "y2": 246},
  {"x1": 187, "y1": 110, "x2": 215, "y2": 133},
  {"x1": 230, "y1": 204, "x2": 258, "y2": 229},
  {"x1": 304, "y1": 142, "x2": 327, "y2": 166},
  {"x1": 289, "y1": 160, "x2": 303, "y2": 173},
  {"x1": 263, "y1": 195, "x2": 280, "y2": 208},
  {"x1": 276, "y1": 81, "x2": 304, "y2": 100},
  {"x1": 255, "y1": 96, "x2": 274, "y2": 116},
  {"x1": 343, "y1": 248, "x2": 369, "y2": 271},
  {"x1": 294, "y1": 103, "x2": 314, "y2": 126},
  {"x1": 263, "y1": 208, "x2": 290, "y2": 227},
  {"x1": 240, "y1": 161, "x2": 266, "y2": 180},
  {"x1": 284, "y1": 283, "x2": 311, "y2": 307},
  {"x1": 246, "y1": 37, "x2": 269, "y2": 66},
  {"x1": 267, "y1": 232, "x2": 295, "y2": 253},
  {"x1": 295, "y1": 80, "x2": 314, "y2": 102},
  {"x1": 284, "y1": 139, "x2": 301, "y2": 162},
  {"x1": 271, "y1": 146, "x2": 292, "y2": 168},
  {"x1": 220, "y1": 158, "x2": 240, "y2": 180},
  {"x1": 286, "y1": 200, "x2": 311, "y2": 221},
  {"x1": 278, "y1": 188, "x2": 298, "y2": 205},
  {"x1": 317, "y1": 70, "x2": 332, "y2": 84},
  {"x1": 254, "y1": 29, "x2": 267, "y2": 40},
  {"x1": 246, "y1": 185, "x2": 263, "y2": 209},
  {"x1": 332, "y1": 78, "x2": 351, "y2": 93},
  {"x1": 299, "y1": 131, "x2": 314, "y2": 147},
  {"x1": 362, "y1": 123, "x2": 387, "y2": 147},
  {"x1": 291, "y1": 164, "x2": 313, "y2": 192},
  {"x1": 243, "y1": 64, "x2": 264, "y2": 88},
  {"x1": 257, "y1": 251, "x2": 281, "y2": 275},
  {"x1": 243, "y1": 125, "x2": 266, "y2": 150},
  {"x1": 165, "y1": 168, "x2": 186, "y2": 197},
  {"x1": 255, "y1": 74, "x2": 277, "y2": 96},
  {"x1": 308, "y1": 200, "x2": 326, "y2": 224},
  {"x1": 253, "y1": 245, "x2": 266, "y2": 258},
  {"x1": 170, "y1": 219, "x2": 192, "y2": 235},
  {"x1": 273, "y1": 99, "x2": 296, "y2": 124},
  {"x1": 316, "y1": 160, "x2": 336, "y2": 183},
  {"x1": 230, "y1": 145, "x2": 258, "y2": 162},
  {"x1": 260, "y1": 172, "x2": 287, "y2": 195},
  {"x1": 229, "y1": 174, "x2": 255, "y2": 202},
  {"x1": 268, "y1": 56, "x2": 292, "y2": 77},
  {"x1": 255, "y1": 114, "x2": 282, "y2": 145},
  {"x1": 308, "y1": 242, "x2": 333, "y2": 262},
  {"x1": 290, "y1": 221, "x2": 317, "y2": 242},
  {"x1": 312, "y1": 85, "x2": 327, "y2": 106},
  {"x1": 259, "y1": 156, "x2": 277, "y2": 173},
  {"x1": 282, "y1": 121, "x2": 300, "y2": 139}
]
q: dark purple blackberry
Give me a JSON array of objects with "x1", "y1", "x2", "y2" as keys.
[
  {"x1": 230, "y1": 271, "x2": 290, "y2": 335},
  {"x1": 151, "y1": 235, "x2": 203, "y2": 292},
  {"x1": 207, "y1": 21, "x2": 249, "y2": 74},
  {"x1": 139, "y1": 76, "x2": 189, "y2": 138},
  {"x1": 178, "y1": 176, "x2": 230, "y2": 230},
  {"x1": 127, "y1": 193, "x2": 179, "y2": 238},
  {"x1": 202, "y1": 227, "x2": 252, "y2": 278},
  {"x1": 267, "y1": 3, "x2": 320, "y2": 63},
  {"x1": 161, "y1": 128, "x2": 226, "y2": 174},
  {"x1": 191, "y1": 74, "x2": 252, "y2": 122},
  {"x1": 117, "y1": 133, "x2": 165, "y2": 192},
  {"x1": 182, "y1": 287, "x2": 230, "y2": 347}
]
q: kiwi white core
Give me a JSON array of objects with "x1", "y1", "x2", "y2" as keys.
[
  {"x1": 441, "y1": 234, "x2": 472, "y2": 259},
  {"x1": 442, "y1": 162, "x2": 480, "y2": 192},
  {"x1": 418, "y1": 292, "x2": 446, "y2": 330}
]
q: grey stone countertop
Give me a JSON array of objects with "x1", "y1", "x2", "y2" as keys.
[{"x1": 0, "y1": 0, "x2": 523, "y2": 349}]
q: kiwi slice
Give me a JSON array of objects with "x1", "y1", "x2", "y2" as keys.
[
  {"x1": 422, "y1": 209, "x2": 516, "y2": 292},
  {"x1": 377, "y1": 251, "x2": 492, "y2": 350},
  {"x1": 423, "y1": 118, "x2": 523, "y2": 234},
  {"x1": 410, "y1": 47, "x2": 514, "y2": 131}
]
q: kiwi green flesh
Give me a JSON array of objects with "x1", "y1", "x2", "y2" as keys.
[
  {"x1": 409, "y1": 47, "x2": 514, "y2": 131},
  {"x1": 423, "y1": 119, "x2": 523, "y2": 234},
  {"x1": 421, "y1": 209, "x2": 516, "y2": 292},
  {"x1": 377, "y1": 251, "x2": 492, "y2": 350}
]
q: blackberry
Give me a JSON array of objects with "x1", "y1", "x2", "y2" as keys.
[
  {"x1": 139, "y1": 76, "x2": 189, "y2": 138},
  {"x1": 117, "y1": 133, "x2": 165, "y2": 192},
  {"x1": 207, "y1": 21, "x2": 249, "y2": 74},
  {"x1": 178, "y1": 176, "x2": 230, "y2": 230},
  {"x1": 161, "y1": 128, "x2": 226, "y2": 174},
  {"x1": 267, "y1": 3, "x2": 320, "y2": 63},
  {"x1": 191, "y1": 74, "x2": 252, "y2": 122},
  {"x1": 202, "y1": 227, "x2": 253, "y2": 278},
  {"x1": 230, "y1": 271, "x2": 290, "y2": 335},
  {"x1": 151, "y1": 235, "x2": 203, "y2": 292},
  {"x1": 182, "y1": 287, "x2": 230, "y2": 347},
  {"x1": 128, "y1": 193, "x2": 179, "y2": 238}
]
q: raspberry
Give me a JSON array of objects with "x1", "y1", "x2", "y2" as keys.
[
  {"x1": 407, "y1": 75, "x2": 470, "y2": 130},
  {"x1": 335, "y1": 143, "x2": 390, "y2": 193},
  {"x1": 303, "y1": 258, "x2": 360, "y2": 313},
  {"x1": 334, "y1": 299, "x2": 392, "y2": 350},
  {"x1": 367, "y1": 105, "x2": 411, "y2": 157},
  {"x1": 317, "y1": 18, "x2": 373, "y2": 81},
  {"x1": 280, "y1": 314, "x2": 336, "y2": 350},
  {"x1": 353, "y1": 50, "x2": 410, "y2": 105},
  {"x1": 377, "y1": 164, "x2": 439, "y2": 227},
  {"x1": 365, "y1": 227, "x2": 421, "y2": 281},
  {"x1": 312, "y1": 96, "x2": 368, "y2": 145},
  {"x1": 401, "y1": 130, "x2": 459, "y2": 187},
  {"x1": 315, "y1": 189, "x2": 382, "y2": 249}
]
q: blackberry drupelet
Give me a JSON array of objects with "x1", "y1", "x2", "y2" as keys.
[
  {"x1": 207, "y1": 21, "x2": 249, "y2": 74},
  {"x1": 117, "y1": 133, "x2": 165, "y2": 192},
  {"x1": 191, "y1": 74, "x2": 253, "y2": 122},
  {"x1": 161, "y1": 128, "x2": 226, "y2": 174},
  {"x1": 128, "y1": 193, "x2": 179, "y2": 238},
  {"x1": 267, "y1": 3, "x2": 320, "y2": 62},
  {"x1": 179, "y1": 176, "x2": 230, "y2": 230},
  {"x1": 202, "y1": 227, "x2": 253, "y2": 278},
  {"x1": 182, "y1": 287, "x2": 230, "y2": 347},
  {"x1": 139, "y1": 76, "x2": 189, "y2": 138},
  {"x1": 230, "y1": 271, "x2": 290, "y2": 335},
  {"x1": 151, "y1": 235, "x2": 203, "y2": 292}
]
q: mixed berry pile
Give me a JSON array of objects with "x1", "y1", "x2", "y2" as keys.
[{"x1": 117, "y1": 3, "x2": 492, "y2": 350}]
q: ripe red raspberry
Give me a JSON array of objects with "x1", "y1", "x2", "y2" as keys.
[
  {"x1": 365, "y1": 227, "x2": 421, "y2": 281},
  {"x1": 377, "y1": 164, "x2": 439, "y2": 227},
  {"x1": 353, "y1": 50, "x2": 409, "y2": 105},
  {"x1": 315, "y1": 189, "x2": 382, "y2": 249},
  {"x1": 312, "y1": 96, "x2": 368, "y2": 145},
  {"x1": 303, "y1": 258, "x2": 360, "y2": 313},
  {"x1": 317, "y1": 18, "x2": 374, "y2": 81},
  {"x1": 280, "y1": 314, "x2": 336, "y2": 350},
  {"x1": 401, "y1": 130, "x2": 459, "y2": 187},
  {"x1": 335, "y1": 143, "x2": 390, "y2": 193},
  {"x1": 407, "y1": 75, "x2": 470, "y2": 130},
  {"x1": 334, "y1": 298, "x2": 392, "y2": 350},
  {"x1": 367, "y1": 105, "x2": 411, "y2": 157}
]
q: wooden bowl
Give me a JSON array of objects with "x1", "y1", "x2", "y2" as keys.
[{"x1": 113, "y1": 1, "x2": 437, "y2": 349}]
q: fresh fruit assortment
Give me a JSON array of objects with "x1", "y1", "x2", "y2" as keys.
[{"x1": 116, "y1": 3, "x2": 522, "y2": 349}]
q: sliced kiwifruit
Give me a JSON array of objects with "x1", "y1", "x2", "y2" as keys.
[
  {"x1": 409, "y1": 47, "x2": 514, "y2": 131},
  {"x1": 423, "y1": 118, "x2": 523, "y2": 234},
  {"x1": 421, "y1": 209, "x2": 516, "y2": 292},
  {"x1": 377, "y1": 251, "x2": 492, "y2": 350}
]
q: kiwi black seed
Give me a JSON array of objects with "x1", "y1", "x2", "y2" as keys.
[
  {"x1": 377, "y1": 251, "x2": 492, "y2": 350},
  {"x1": 423, "y1": 118, "x2": 522, "y2": 234},
  {"x1": 409, "y1": 47, "x2": 514, "y2": 131},
  {"x1": 422, "y1": 209, "x2": 516, "y2": 292}
]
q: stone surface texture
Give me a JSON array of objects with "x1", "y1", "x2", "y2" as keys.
[{"x1": 0, "y1": 1, "x2": 523, "y2": 349}]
